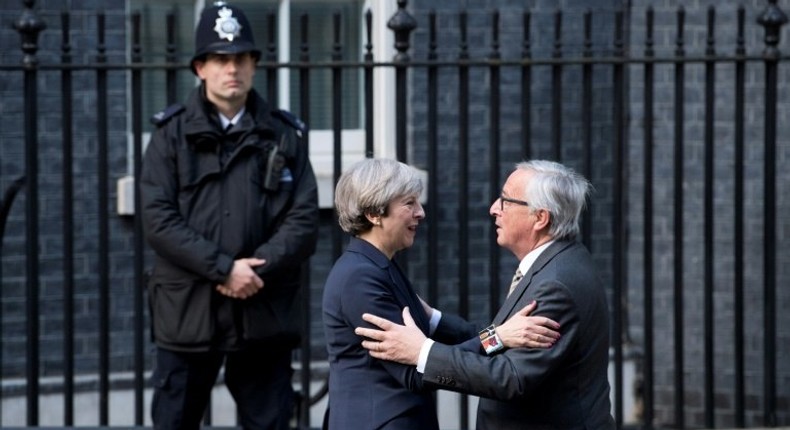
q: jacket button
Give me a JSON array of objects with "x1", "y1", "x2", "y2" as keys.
[{"x1": 224, "y1": 210, "x2": 230, "y2": 216}]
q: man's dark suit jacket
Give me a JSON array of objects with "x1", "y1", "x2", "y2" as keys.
[
  {"x1": 322, "y1": 237, "x2": 439, "y2": 430},
  {"x1": 425, "y1": 240, "x2": 616, "y2": 430}
]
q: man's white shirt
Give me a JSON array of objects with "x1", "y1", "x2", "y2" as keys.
[{"x1": 219, "y1": 107, "x2": 246, "y2": 130}]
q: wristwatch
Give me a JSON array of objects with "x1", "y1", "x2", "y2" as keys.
[{"x1": 479, "y1": 324, "x2": 504, "y2": 355}]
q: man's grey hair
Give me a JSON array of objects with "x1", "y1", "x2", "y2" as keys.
[
  {"x1": 516, "y1": 160, "x2": 592, "y2": 241},
  {"x1": 335, "y1": 158, "x2": 423, "y2": 236}
]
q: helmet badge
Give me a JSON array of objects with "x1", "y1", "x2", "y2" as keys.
[{"x1": 213, "y1": 7, "x2": 242, "y2": 42}]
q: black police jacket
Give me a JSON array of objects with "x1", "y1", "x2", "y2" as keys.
[{"x1": 141, "y1": 84, "x2": 319, "y2": 352}]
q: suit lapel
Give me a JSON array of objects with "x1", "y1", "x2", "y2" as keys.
[
  {"x1": 493, "y1": 240, "x2": 576, "y2": 325},
  {"x1": 388, "y1": 261, "x2": 431, "y2": 334}
]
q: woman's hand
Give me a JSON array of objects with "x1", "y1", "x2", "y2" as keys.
[{"x1": 496, "y1": 300, "x2": 560, "y2": 349}]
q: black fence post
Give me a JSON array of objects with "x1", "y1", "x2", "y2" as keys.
[
  {"x1": 672, "y1": 7, "x2": 686, "y2": 429},
  {"x1": 94, "y1": 11, "x2": 111, "y2": 426},
  {"x1": 551, "y1": 10, "x2": 563, "y2": 162},
  {"x1": 13, "y1": 0, "x2": 45, "y2": 425},
  {"x1": 581, "y1": 9, "x2": 593, "y2": 250},
  {"x1": 387, "y1": 0, "x2": 415, "y2": 163},
  {"x1": 298, "y1": 13, "x2": 312, "y2": 430},
  {"x1": 733, "y1": 7, "x2": 746, "y2": 427},
  {"x1": 331, "y1": 12, "x2": 344, "y2": 264},
  {"x1": 426, "y1": 9, "x2": 439, "y2": 323},
  {"x1": 266, "y1": 12, "x2": 278, "y2": 107},
  {"x1": 487, "y1": 10, "x2": 501, "y2": 322},
  {"x1": 703, "y1": 7, "x2": 716, "y2": 428},
  {"x1": 59, "y1": 9, "x2": 75, "y2": 426},
  {"x1": 130, "y1": 11, "x2": 146, "y2": 426},
  {"x1": 364, "y1": 9, "x2": 374, "y2": 159},
  {"x1": 521, "y1": 12, "x2": 532, "y2": 161},
  {"x1": 165, "y1": 9, "x2": 178, "y2": 105},
  {"x1": 642, "y1": 8, "x2": 655, "y2": 429},
  {"x1": 611, "y1": 9, "x2": 625, "y2": 429},
  {"x1": 456, "y1": 11, "x2": 470, "y2": 429},
  {"x1": 757, "y1": 1, "x2": 787, "y2": 426}
]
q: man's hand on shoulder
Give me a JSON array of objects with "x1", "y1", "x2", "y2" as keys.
[
  {"x1": 216, "y1": 258, "x2": 266, "y2": 299},
  {"x1": 355, "y1": 307, "x2": 425, "y2": 366}
]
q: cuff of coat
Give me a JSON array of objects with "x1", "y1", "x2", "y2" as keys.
[{"x1": 215, "y1": 253, "x2": 235, "y2": 283}]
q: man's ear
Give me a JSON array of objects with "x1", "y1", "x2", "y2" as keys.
[
  {"x1": 533, "y1": 208, "x2": 551, "y2": 231},
  {"x1": 193, "y1": 61, "x2": 205, "y2": 79}
]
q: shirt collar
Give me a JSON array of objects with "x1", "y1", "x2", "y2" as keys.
[
  {"x1": 517, "y1": 239, "x2": 555, "y2": 276},
  {"x1": 219, "y1": 107, "x2": 246, "y2": 130}
]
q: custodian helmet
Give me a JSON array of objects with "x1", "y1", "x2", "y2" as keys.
[{"x1": 191, "y1": 2, "x2": 261, "y2": 73}]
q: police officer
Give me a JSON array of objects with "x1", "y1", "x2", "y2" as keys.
[{"x1": 140, "y1": 2, "x2": 319, "y2": 429}]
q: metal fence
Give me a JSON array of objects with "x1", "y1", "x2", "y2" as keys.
[{"x1": 1, "y1": 0, "x2": 789, "y2": 428}]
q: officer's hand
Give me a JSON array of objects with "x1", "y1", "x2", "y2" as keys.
[{"x1": 216, "y1": 258, "x2": 266, "y2": 299}]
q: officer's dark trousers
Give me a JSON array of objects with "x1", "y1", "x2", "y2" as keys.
[{"x1": 152, "y1": 346, "x2": 294, "y2": 430}]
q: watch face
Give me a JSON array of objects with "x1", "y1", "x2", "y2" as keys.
[
  {"x1": 479, "y1": 325, "x2": 504, "y2": 355},
  {"x1": 482, "y1": 334, "x2": 500, "y2": 351}
]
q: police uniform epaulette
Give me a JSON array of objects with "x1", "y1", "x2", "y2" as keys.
[
  {"x1": 272, "y1": 109, "x2": 308, "y2": 134},
  {"x1": 150, "y1": 103, "x2": 185, "y2": 127}
]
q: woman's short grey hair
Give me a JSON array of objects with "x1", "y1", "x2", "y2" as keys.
[
  {"x1": 516, "y1": 160, "x2": 592, "y2": 241},
  {"x1": 335, "y1": 158, "x2": 423, "y2": 236}
]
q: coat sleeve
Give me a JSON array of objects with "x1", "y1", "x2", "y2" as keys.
[
  {"x1": 252, "y1": 127, "x2": 319, "y2": 275},
  {"x1": 432, "y1": 312, "x2": 479, "y2": 346},
  {"x1": 140, "y1": 126, "x2": 234, "y2": 283},
  {"x1": 422, "y1": 279, "x2": 579, "y2": 400}
]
